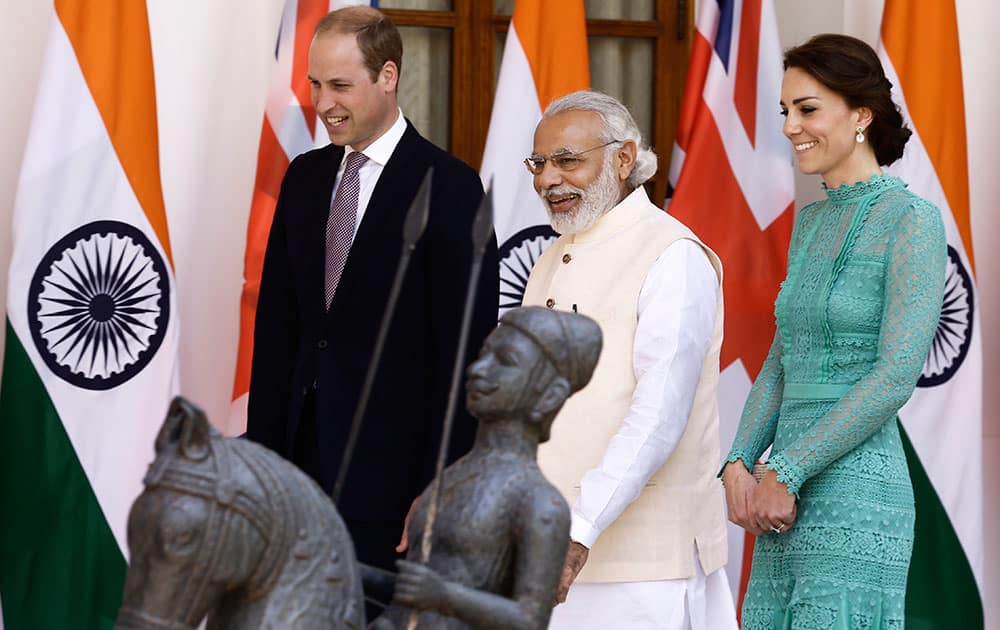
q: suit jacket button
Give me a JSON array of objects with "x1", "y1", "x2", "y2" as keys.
[
  {"x1": 317, "y1": 339, "x2": 328, "y2": 349},
  {"x1": 562, "y1": 253, "x2": 572, "y2": 264},
  {"x1": 545, "y1": 298, "x2": 555, "y2": 308}
]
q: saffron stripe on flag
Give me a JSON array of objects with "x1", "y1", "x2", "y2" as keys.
[{"x1": 55, "y1": 0, "x2": 173, "y2": 265}]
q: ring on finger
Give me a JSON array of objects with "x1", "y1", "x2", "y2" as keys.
[{"x1": 770, "y1": 523, "x2": 785, "y2": 534}]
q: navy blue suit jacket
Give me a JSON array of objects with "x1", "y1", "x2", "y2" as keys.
[{"x1": 247, "y1": 122, "x2": 499, "y2": 530}]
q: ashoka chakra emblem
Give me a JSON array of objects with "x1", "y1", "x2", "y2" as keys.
[
  {"x1": 28, "y1": 220, "x2": 171, "y2": 390},
  {"x1": 918, "y1": 245, "x2": 974, "y2": 388},
  {"x1": 498, "y1": 225, "x2": 558, "y2": 317}
]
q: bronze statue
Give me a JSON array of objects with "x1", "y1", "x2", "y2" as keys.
[
  {"x1": 115, "y1": 398, "x2": 365, "y2": 630},
  {"x1": 370, "y1": 306, "x2": 603, "y2": 629},
  {"x1": 116, "y1": 306, "x2": 601, "y2": 629}
]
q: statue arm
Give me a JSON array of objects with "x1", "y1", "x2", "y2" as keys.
[
  {"x1": 360, "y1": 563, "x2": 396, "y2": 610},
  {"x1": 393, "y1": 493, "x2": 568, "y2": 630},
  {"x1": 394, "y1": 563, "x2": 540, "y2": 629}
]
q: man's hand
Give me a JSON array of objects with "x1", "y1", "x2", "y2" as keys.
[
  {"x1": 392, "y1": 559, "x2": 447, "y2": 611},
  {"x1": 751, "y1": 468, "x2": 797, "y2": 534},
  {"x1": 556, "y1": 541, "x2": 589, "y2": 603},
  {"x1": 396, "y1": 496, "x2": 420, "y2": 553},
  {"x1": 722, "y1": 460, "x2": 765, "y2": 535}
]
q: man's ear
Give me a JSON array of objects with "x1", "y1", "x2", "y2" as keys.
[
  {"x1": 615, "y1": 140, "x2": 638, "y2": 183},
  {"x1": 534, "y1": 376, "x2": 571, "y2": 419},
  {"x1": 379, "y1": 60, "x2": 399, "y2": 93}
]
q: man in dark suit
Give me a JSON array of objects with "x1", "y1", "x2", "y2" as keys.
[{"x1": 247, "y1": 6, "x2": 498, "y2": 578}]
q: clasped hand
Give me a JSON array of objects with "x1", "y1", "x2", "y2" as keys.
[
  {"x1": 393, "y1": 559, "x2": 448, "y2": 611},
  {"x1": 722, "y1": 461, "x2": 797, "y2": 536}
]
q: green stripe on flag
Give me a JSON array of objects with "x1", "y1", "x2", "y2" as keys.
[
  {"x1": 0, "y1": 320, "x2": 126, "y2": 629},
  {"x1": 900, "y1": 423, "x2": 983, "y2": 629}
]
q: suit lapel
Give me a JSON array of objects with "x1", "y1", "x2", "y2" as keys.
[{"x1": 307, "y1": 144, "x2": 344, "y2": 316}]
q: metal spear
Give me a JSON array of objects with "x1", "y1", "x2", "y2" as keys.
[{"x1": 407, "y1": 181, "x2": 494, "y2": 630}]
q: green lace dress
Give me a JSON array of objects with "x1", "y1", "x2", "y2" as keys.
[{"x1": 725, "y1": 174, "x2": 946, "y2": 629}]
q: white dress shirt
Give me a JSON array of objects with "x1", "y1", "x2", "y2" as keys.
[
  {"x1": 328, "y1": 107, "x2": 408, "y2": 240},
  {"x1": 570, "y1": 237, "x2": 720, "y2": 547}
]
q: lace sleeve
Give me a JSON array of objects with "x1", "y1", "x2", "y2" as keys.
[
  {"x1": 721, "y1": 202, "x2": 823, "y2": 475},
  {"x1": 767, "y1": 200, "x2": 947, "y2": 495},
  {"x1": 723, "y1": 329, "x2": 785, "y2": 473}
]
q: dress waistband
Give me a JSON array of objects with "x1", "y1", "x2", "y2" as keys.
[{"x1": 783, "y1": 382, "x2": 852, "y2": 400}]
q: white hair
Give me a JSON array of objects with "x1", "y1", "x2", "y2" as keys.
[{"x1": 542, "y1": 90, "x2": 658, "y2": 190}]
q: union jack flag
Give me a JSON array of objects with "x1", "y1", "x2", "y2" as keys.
[{"x1": 667, "y1": 0, "x2": 795, "y2": 614}]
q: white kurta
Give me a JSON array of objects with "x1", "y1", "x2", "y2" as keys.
[{"x1": 548, "y1": 239, "x2": 737, "y2": 630}]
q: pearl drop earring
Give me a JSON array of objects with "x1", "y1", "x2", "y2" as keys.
[{"x1": 856, "y1": 126, "x2": 865, "y2": 143}]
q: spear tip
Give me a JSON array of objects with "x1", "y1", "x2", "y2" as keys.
[{"x1": 403, "y1": 167, "x2": 434, "y2": 247}]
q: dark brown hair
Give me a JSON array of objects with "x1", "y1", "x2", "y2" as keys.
[
  {"x1": 784, "y1": 33, "x2": 911, "y2": 166},
  {"x1": 314, "y1": 6, "x2": 403, "y2": 82}
]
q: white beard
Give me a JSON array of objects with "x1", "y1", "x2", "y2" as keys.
[{"x1": 540, "y1": 160, "x2": 623, "y2": 236}]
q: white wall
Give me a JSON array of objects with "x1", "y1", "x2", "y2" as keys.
[{"x1": 0, "y1": 0, "x2": 996, "y2": 624}]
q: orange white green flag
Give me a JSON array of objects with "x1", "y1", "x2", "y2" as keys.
[
  {"x1": 878, "y1": 1, "x2": 984, "y2": 626},
  {"x1": 480, "y1": 0, "x2": 589, "y2": 315},
  {"x1": 0, "y1": 2, "x2": 179, "y2": 628}
]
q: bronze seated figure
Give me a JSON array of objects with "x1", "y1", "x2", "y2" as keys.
[{"x1": 370, "y1": 306, "x2": 602, "y2": 629}]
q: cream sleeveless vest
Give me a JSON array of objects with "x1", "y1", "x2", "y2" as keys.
[{"x1": 523, "y1": 187, "x2": 727, "y2": 582}]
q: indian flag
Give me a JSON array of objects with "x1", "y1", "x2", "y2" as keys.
[
  {"x1": 0, "y1": 2, "x2": 179, "y2": 628},
  {"x1": 878, "y1": 0, "x2": 984, "y2": 626},
  {"x1": 480, "y1": 0, "x2": 589, "y2": 314}
]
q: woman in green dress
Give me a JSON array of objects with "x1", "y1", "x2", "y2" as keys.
[{"x1": 721, "y1": 34, "x2": 946, "y2": 629}]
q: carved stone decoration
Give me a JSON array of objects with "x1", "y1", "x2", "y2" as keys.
[
  {"x1": 115, "y1": 397, "x2": 365, "y2": 630},
  {"x1": 371, "y1": 306, "x2": 603, "y2": 629}
]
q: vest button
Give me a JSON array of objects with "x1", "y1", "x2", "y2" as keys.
[
  {"x1": 562, "y1": 253, "x2": 572, "y2": 264},
  {"x1": 317, "y1": 339, "x2": 328, "y2": 349},
  {"x1": 545, "y1": 298, "x2": 555, "y2": 308}
]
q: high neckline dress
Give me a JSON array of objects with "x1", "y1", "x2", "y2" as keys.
[{"x1": 725, "y1": 173, "x2": 947, "y2": 629}]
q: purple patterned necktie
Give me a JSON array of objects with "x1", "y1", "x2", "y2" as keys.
[{"x1": 325, "y1": 151, "x2": 368, "y2": 309}]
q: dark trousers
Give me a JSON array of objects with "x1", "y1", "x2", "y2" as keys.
[{"x1": 293, "y1": 390, "x2": 401, "y2": 619}]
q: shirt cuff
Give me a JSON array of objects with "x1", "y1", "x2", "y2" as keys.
[{"x1": 570, "y1": 511, "x2": 602, "y2": 548}]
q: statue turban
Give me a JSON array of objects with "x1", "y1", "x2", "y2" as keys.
[{"x1": 499, "y1": 307, "x2": 602, "y2": 394}]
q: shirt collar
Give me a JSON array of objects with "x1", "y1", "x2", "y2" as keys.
[{"x1": 342, "y1": 108, "x2": 407, "y2": 168}]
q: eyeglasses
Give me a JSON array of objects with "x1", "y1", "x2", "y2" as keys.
[{"x1": 523, "y1": 140, "x2": 622, "y2": 175}]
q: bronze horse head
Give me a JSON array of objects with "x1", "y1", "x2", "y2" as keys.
[{"x1": 115, "y1": 397, "x2": 365, "y2": 629}]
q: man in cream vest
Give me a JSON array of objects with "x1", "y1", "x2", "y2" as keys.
[{"x1": 522, "y1": 90, "x2": 737, "y2": 630}]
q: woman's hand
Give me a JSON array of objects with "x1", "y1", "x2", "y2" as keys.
[
  {"x1": 722, "y1": 461, "x2": 766, "y2": 535},
  {"x1": 751, "y1": 468, "x2": 797, "y2": 534}
]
